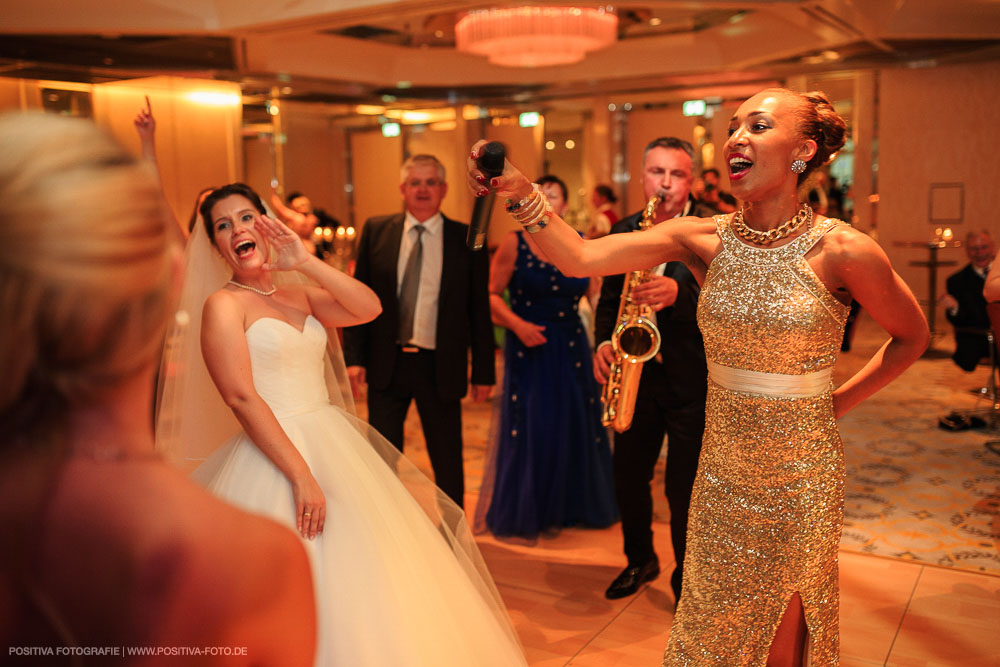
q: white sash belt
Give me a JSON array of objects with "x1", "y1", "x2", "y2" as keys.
[{"x1": 708, "y1": 360, "x2": 832, "y2": 398}]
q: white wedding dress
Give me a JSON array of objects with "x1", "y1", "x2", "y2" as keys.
[{"x1": 191, "y1": 314, "x2": 526, "y2": 666}]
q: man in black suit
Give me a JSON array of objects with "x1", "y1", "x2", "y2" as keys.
[
  {"x1": 344, "y1": 154, "x2": 495, "y2": 508},
  {"x1": 595, "y1": 137, "x2": 713, "y2": 604},
  {"x1": 941, "y1": 229, "x2": 995, "y2": 371}
]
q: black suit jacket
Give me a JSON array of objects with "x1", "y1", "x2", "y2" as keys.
[
  {"x1": 595, "y1": 201, "x2": 714, "y2": 403},
  {"x1": 945, "y1": 263, "x2": 990, "y2": 371},
  {"x1": 343, "y1": 212, "x2": 495, "y2": 400}
]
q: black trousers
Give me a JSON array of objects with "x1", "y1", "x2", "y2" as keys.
[
  {"x1": 367, "y1": 347, "x2": 465, "y2": 508},
  {"x1": 612, "y1": 361, "x2": 705, "y2": 600}
]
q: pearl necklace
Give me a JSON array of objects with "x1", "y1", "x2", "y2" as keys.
[
  {"x1": 228, "y1": 279, "x2": 276, "y2": 296},
  {"x1": 732, "y1": 202, "x2": 813, "y2": 245}
]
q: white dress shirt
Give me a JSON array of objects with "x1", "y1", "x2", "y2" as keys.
[
  {"x1": 397, "y1": 211, "x2": 443, "y2": 349},
  {"x1": 650, "y1": 200, "x2": 693, "y2": 277}
]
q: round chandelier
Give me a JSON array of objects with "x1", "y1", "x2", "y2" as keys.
[{"x1": 455, "y1": 6, "x2": 618, "y2": 68}]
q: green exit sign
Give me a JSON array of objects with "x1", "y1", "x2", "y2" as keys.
[{"x1": 682, "y1": 100, "x2": 706, "y2": 117}]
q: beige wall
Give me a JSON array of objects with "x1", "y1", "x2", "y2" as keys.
[
  {"x1": 91, "y1": 77, "x2": 242, "y2": 228},
  {"x1": 0, "y1": 78, "x2": 27, "y2": 111},
  {"x1": 0, "y1": 76, "x2": 242, "y2": 227},
  {"x1": 585, "y1": 98, "x2": 616, "y2": 221},
  {"x1": 851, "y1": 71, "x2": 877, "y2": 234},
  {"x1": 279, "y1": 101, "x2": 350, "y2": 224},
  {"x1": 0, "y1": 77, "x2": 46, "y2": 112},
  {"x1": 623, "y1": 109, "x2": 700, "y2": 214},
  {"x1": 8, "y1": 59, "x2": 998, "y2": 333},
  {"x1": 878, "y1": 60, "x2": 1000, "y2": 328},
  {"x1": 243, "y1": 134, "x2": 275, "y2": 213},
  {"x1": 350, "y1": 129, "x2": 403, "y2": 228},
  {"x1": 542, "y1": 129, "x2": 586, "y2": 229}
]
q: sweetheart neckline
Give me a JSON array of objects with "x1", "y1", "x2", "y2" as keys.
[{"x1": 245, "y1": 313, "x2": 319, "y2": 335}]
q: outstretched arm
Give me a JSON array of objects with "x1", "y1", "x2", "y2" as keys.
[
  {"x1": 831, "y1": 230, "x2": 930, "y2": 417},
  {"x1": 134, "y1": 95, "x2": 157, "y2": 164},
  {"x1": 269, "y1": 187, "x2": 308, "y2": 228},
  {"x1": 133, "y1": 96, "x2": 187, "y2": 241},
  {"x1": 467, "y1": 140, "x2": 705, "y2": 278},
  {"x1": 255, "y1": 214, "x2": 381, "y2": 327},
  {"x1": 201, "y1": 291, "x2": 326, "y2": 539}
]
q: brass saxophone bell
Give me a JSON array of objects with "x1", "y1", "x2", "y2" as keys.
[{"x1": 600, "y1": 194, "x2": 664, "y2": 433}]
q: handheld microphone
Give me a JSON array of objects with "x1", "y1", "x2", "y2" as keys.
[{"x1": 467, "y1": 142, "x2": 507, "y2": 251}]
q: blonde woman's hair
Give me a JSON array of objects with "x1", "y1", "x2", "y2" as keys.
[{"x1": 0, "y1": 112, "x2": 173, "y2": 442}]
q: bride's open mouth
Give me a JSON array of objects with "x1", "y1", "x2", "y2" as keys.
[{"x1": 234, "y1": 239, "x2": 256, "y2": 258}]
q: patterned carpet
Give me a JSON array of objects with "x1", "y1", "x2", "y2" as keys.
[
  {"x1": 364, "y1": 311, "x2": 1000, "y2": 577},
  {"x1": 834, "y1": 315, "x2": 1000, "y2": 575}
]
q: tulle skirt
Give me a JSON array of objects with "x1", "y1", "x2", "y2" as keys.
[{"x1": 193, "y1": 404, "x2": 526, "y2": 666}]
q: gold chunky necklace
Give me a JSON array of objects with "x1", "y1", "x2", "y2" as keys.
[
  {"x1": 732, "y1": 202, "x2": 813, "y2": 245},
  {"x1": 228, "y1": 279, "x2": 276, "y2": 296}
]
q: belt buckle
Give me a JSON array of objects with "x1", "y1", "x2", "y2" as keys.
[{"x1": 400, "y1": 345, "x2": 420, "y2": 353}]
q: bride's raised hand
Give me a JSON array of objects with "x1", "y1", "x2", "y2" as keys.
[
  {"x1": 256, "y1": 214, "x2": 309, "y2": 272},
  {"x1": 467, "y1": 140, "x2": 534, "y2": 202}
]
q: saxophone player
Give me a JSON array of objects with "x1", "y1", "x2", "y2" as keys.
[{"x1": 595, "y1": 137, "x2": 716, "y2": 604}]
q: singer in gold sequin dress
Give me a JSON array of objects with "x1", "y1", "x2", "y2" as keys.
[
  {"x1": 469, "y1": 87, "x2": 929, "y2": 666},
  {"x1": 662, "y1": 213, "x2": 849, "y2": 665}
]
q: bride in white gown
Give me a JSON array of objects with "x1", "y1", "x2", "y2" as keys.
[{"x1": 155, "y1": 183, "x2": 526, "y2": 666}]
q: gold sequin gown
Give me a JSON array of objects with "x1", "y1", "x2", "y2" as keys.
[{"x1": 663, "y1": 215, "x2": 849, "y2": 666}]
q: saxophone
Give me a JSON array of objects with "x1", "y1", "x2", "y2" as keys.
[{"x1": 600, "y1": 193, "x2": 663, "y2": 433}]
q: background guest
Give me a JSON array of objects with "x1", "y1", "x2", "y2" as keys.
[
  {"x1": 475, "y1": 174, "x2": 616, "y2": 539},
  {"x1": 697, "y1": 167, "x2": 737, "y2": 214},
  {"x1": 593, "y1": 137, "x2": 715, "y2": 603},
  {"x1": 269, "y1": 187, "x2": 319, "y2": 257},
  {"x1": 288, "y1": 191, "x2": 341, "y2": 230},
  {"x1": 588, "y1": 184, "x2": 619, "y2": 239},
  {"x1": 826, "y1": 175, "x2": 847, "y2": 220},
  {"x1": 286, "y1": 190, "x2": 342, "y2": 258},
  {"x1": 343, "y1": 154, "x2": 495, "y2": 508},
  {"x1": 942, "y1": 229, "x2": 995, "y2": 371}
]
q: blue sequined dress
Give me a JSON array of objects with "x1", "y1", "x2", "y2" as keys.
[{"x1": 476, "y1": 232, "x2": 617, "y2": 538}]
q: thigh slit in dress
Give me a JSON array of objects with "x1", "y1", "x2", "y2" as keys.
[{"x1": 663, "y1": 215, "x2": 849, "y2": 666}]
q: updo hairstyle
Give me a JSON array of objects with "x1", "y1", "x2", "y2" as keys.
[
  {"x1": 781, "y1": 88, "x2": 848, "y2": 184},
  {"x1": 198, "y1": 183, "x2": 267, "y2": 245},
  {"x1": 0, "y1": 113, "x2": 172, "y2": 443},
  {"x1": 594, "y1": 184, "x2": 618, "y2": 204}
]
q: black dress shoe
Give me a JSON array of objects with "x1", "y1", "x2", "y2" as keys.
[{"x1": 605, "y1": 559, "x2": 660, "y2": 599}]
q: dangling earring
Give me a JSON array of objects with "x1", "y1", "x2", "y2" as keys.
[{"x1": 791, "y1": 159, "x2": 807, "y2": 174}]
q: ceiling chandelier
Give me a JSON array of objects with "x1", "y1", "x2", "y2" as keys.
[{"x1": 455, "y1": 6, "x2": 618, "y2": 68}]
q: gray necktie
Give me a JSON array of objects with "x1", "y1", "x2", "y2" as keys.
[{"x1": 398, "y1": 224, "x2": 425, "y2": 344}]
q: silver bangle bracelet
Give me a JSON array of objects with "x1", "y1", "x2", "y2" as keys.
[{"x1": 506, "y1": 184, "x2": 540, "y2": 213}]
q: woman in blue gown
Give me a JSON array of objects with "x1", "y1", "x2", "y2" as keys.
[{"x1": 475, "y1": 175, "x2": 617, "y2": 539}]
